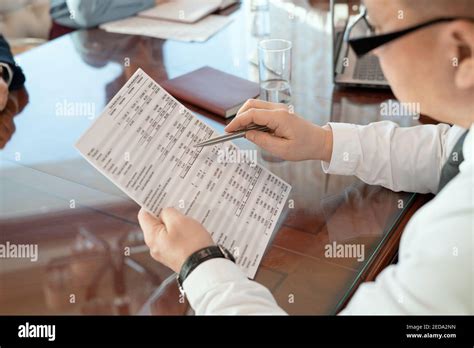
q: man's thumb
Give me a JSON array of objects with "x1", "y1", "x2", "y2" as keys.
[
  {"x1": 160, "y1": 207, "x2": 183, "y2": 227},
  {"x1": 138, "y1": 208, "x2": 162, "y2": 230}
]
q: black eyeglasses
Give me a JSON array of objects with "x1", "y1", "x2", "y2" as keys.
[{"x1": 347, "y1": 10, "x2": 474, "y2": 57}]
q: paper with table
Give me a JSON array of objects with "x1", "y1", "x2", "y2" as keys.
[
  {"x1": 139, "y1": 0, "x2": 223, "y2": 23},
  {"x1": 75, "y1": 69, "x2": 291, "y2": 278},
  {"x1": 99, "y1": 14, "x2": 233, "y2": 42}
]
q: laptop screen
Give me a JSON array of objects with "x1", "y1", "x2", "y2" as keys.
[
  {"x1": 332, "y1": 1, "x2": 367, "y2": 79},
  {"x1": 331, "y1": 0, "x2": 350, "y2": 79}
]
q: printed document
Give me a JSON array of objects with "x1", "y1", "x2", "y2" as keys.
[
  {"x1": 75, "y1": 69, "x2": 291, "y2": 278},
  {"x1": 100, "y1": 15, "x2": 232, "y2": 42}
]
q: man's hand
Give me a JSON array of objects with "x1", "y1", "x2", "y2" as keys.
[
  {"x1": 138, "y1": 207, "x2": 215, "y2": 273},
  {"x1": 225, "y1": 99, "x2": 333, "y2": 162},
  {"x1": 0, "y1": 78, "x2": 8, "y2": 111}
]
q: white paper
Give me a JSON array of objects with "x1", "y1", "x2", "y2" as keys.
[
  {"x1": 100, "y1": 15, "x2": 233, "y2": 42},
  {"x1": 75, "y1": 69, "x2": 291, "y2": 278},
  {"x1": 139, "y1": 0, "x2": 222, "y2": 23}
]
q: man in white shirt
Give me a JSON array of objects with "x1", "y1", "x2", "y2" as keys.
[{"x1": 137, "y1": 0, "x2": 474, "y2": 315}]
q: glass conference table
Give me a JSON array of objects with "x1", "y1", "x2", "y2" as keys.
[{"x1": 0, "y1": 1, "x2": 428, "y2": 315}]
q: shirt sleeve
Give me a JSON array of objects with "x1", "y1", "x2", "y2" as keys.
[
  {"x1": 183, "y1": 258, "x2": 287, "y2": 315},
  {"x1": 340, "y1": 159, "x2": 473, "y2": 314},
  {"x1": 57, "y1": 0, "x2": 155, "y2": 28},
  {"x1": 183, "y1": 164, "x2": 473, "y2": 315},
  {"x1": 321, "y1": 121, "x2": 464, "y2": 194}
]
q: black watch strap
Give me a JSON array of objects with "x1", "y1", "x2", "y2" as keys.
[{"x1": 177, "y1": 245, "x2": 235, "y2": 293}]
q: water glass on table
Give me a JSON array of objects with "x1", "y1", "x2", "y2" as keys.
[
  {"x1": 257, "y1": 39, "x2": 292, "y2": 162},
  {"x1": 258, "y1": 39, "x2": 292, "y2": 105}
]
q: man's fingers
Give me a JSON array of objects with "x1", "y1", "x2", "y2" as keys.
[
  {"x1": 138, "y1": 207, "x2": 163, "y2": 228},
  {"x1": 138, "y1": 208, "x2": 165, "y2": 245},
  {"x1": 225, "y1": 108, "x2": 283, "y2": 133},
  {"x1": 236, "y1": 99, "x2": 285, "y2": 116},
  {"x1": 245, "y1": 130, "x2": 286, "y2": 154},
  {"x1": 226, "y1": 99, "x2": 287, "y2": 132}
]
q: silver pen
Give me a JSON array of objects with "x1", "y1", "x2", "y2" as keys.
[{"x1": 194, "y1": 124, "x2": 271, "y2": 148}]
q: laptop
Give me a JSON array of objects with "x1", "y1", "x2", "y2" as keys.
[{"x1": 331, "y1": 0, "x2": 389, "y2": 88}]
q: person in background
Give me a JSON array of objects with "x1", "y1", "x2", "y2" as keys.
[
  {"x1": 138, "y1": 0, "x2": 473, "y2": 315},
  {"x1": 0, "y1": 34, "x2": 26, "y2": 148},
  {"x1": 49, "y1": 0, "x2": 155, "y2": 39},
  {"x1": 0, "y1": 0, "x2": 51, "y2": 40},
  {"x1": 0, "y1": 35, "x2": 25, "y2": 111}
]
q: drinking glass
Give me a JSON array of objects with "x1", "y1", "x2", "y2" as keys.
[{"x1": 258, "y1": 39, "x2": 292, "y2": 104}]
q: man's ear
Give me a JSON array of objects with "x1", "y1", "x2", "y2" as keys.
[
  {"x1": 449, "y1": 21, "x2": 474, "y2": 90},
  {"x1": 455, "y1": 59, "x2": 474, "y2": 89}
]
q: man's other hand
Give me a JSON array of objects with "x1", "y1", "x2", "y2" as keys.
[
  {"x1": 138, "y1": 207, "x2": 215, "y2": 273},
  {"x1": 225, "y1": 99, "x2": 333, "y2": 162}
]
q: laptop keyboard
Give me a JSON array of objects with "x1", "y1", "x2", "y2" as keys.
[{"x1": 353, "y1": 55, "x2": 386, "y2": 81}]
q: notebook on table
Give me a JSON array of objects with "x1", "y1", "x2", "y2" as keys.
[{"x1": 161, "y1": 66, "x2": 260, "y2": 118}]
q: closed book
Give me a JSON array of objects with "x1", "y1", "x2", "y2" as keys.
[{"x1": 162, "y1": 66, "x2": 260, "y2": 118}]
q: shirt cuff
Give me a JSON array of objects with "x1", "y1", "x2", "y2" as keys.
[
  {"x1": 0, "y1": 62, "x2": 13, "y2": 87},
  {"x1": 183, "y1": 258, "x2": 247, "y2": 306},
  {"x1": 321, "y1": 122, "x2": 362, "y2": 175}
]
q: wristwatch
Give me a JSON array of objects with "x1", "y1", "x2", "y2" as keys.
[{"x1": 177, "y1": 244, "x2": 235, "y2": 294}]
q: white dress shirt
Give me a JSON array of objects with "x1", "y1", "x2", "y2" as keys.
[{"x1": 182, "y1": 121, "x2": 474, "y2": 315}]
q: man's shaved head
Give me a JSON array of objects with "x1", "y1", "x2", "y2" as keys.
[
  {"x1": 399, "y1": 0, "x2": 474, "y2": 20},
  {"x1": 364, "y1": 0, "x2": 474, "y2": 127},
  {"x1": 365, "y1": 0, "x2": 474, "y2": 26}
]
